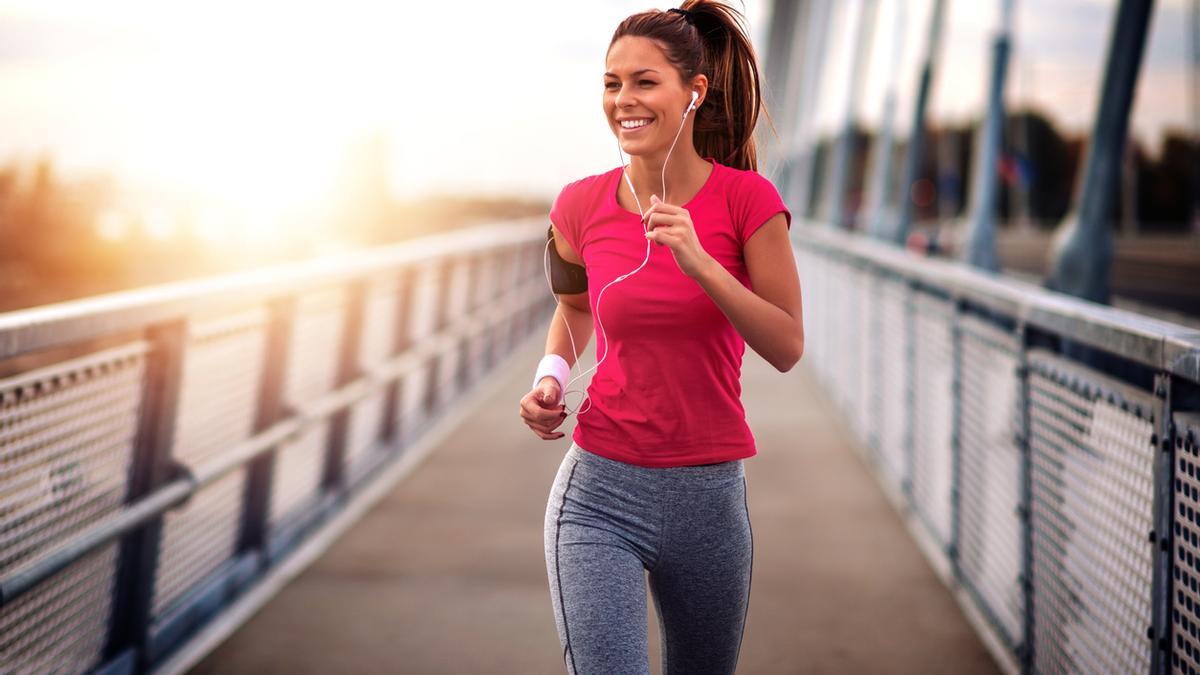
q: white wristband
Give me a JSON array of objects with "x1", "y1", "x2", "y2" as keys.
[{"x1": 533, "y1": 354, "x2": 571, "y2": 403}]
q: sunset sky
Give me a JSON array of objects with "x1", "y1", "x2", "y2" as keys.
[
  {"x1": 0, "y1": 0, "x2": 1192, "y2": 242},
  {"x1": 0, "y1": 2, "x2": 767, "y2": 205}
]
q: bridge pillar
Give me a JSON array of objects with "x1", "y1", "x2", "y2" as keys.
[{"x1": 1048, "y1": 0, "x2": 1154, "y2": 304}]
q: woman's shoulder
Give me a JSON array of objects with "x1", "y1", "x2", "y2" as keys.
[
  {"x1": 550, "y1": 166, "x2": 621, "y2": 231},
  {"x1": 713, "y1": 161, "x2": 776, "y2": 192},
  {"x1": 557, "y1": 166, "x2": 622, "y2": 200},
  {"x1": 711, "y1": 161, "x2": 791, "y2": 235},
  {"x1": 552, "y1": 167, "x2": 621, "y2": 220}
]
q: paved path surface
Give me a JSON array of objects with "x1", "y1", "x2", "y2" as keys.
[{"x1": 192, "y1": 329, "x2": 1001, "y2": 674}]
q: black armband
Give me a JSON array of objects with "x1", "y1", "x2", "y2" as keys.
[{"x1": 547, "y1": 226, "x2": 588, "y2": 294}]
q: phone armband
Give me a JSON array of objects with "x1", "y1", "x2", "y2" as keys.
[{"x1": 547, "y1": 226, "x2": 588, "y2": 294}]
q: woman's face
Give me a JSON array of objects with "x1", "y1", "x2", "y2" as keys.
[{"x1": 604, "y1": 36, "x2": 695, "y2": 157}]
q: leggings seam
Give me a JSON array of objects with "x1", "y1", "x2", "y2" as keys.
[
  {"x1": 555, "y1": 458, "x2": 581, "y2": 675},
  {"x1": 734, "y1": 474, "x2": 753, "y2": 668}
]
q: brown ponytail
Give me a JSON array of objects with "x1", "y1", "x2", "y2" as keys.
[{"x1": 609, "y1": 0, "x2": 765, "y2": 171}]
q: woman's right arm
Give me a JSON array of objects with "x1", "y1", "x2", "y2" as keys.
[
  {"x1": 545, "y1": 221, "x2": 593, "y2": 366},
  {"x1": 519, "y1": 224, "x2": 593, "y2": 440}
]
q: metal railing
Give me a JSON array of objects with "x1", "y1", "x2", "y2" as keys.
[
  {"x1": 795, "y1": 222, "x2": 1200, "y2": 675},
  {"x1": 0, "y1": 220, "x2": 552, "y2": 675}
]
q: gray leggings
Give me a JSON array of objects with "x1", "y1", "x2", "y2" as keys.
[{"x1": 544, "y1": 442, "x2": 753, "y2": 675}]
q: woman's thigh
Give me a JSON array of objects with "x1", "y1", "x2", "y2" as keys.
[
  {"x1": 544, "y1": 451, "x2": 658, "y2": 675},
  {"x1": 648, "y1": 476, "x2": 753, "y2": 675}
]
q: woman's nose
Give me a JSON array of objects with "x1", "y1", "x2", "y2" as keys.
[{"x1": 614, "y1": 84, "x2": 635, "y2": 109}]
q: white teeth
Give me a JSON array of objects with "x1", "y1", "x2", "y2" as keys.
[{"x1": 620, "y1": 119, "x2": 651, "y2": 129}]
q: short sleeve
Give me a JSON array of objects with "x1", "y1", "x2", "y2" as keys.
[
  {"x1": 549, "y1": 181, "x2": 584, "y2": 258},
  {"x1": 730, "y1": 171, "x2": 791, "y2": 246}
]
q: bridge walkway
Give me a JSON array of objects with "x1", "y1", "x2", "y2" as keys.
[{"x1": 190, "y1": 330, "x2": 999, "y2": 674}]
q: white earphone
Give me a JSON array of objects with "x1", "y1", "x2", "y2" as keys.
[{"x1": 544, "y1": 89, "x2": 702, "y2": 417}]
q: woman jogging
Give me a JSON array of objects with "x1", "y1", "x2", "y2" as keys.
[{"x1": 518, "y1": 2, "x2": 803, "y2": 673}]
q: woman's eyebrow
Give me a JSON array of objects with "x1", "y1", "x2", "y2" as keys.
[{"x1": 603, "y1": 68, "x2": 661, "y2": 78}]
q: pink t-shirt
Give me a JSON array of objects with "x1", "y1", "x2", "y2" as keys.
[{"x1": 549, "y1": 159, "x2": 791, "y2": 467}]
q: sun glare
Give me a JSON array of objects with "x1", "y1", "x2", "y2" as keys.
[{"x1": 0, "y1": 1, "x2": 768, "y2": 253}]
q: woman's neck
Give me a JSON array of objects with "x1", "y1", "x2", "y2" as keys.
[{"x1": 625, "y1": 147, "x2": 710, "y2": 206}]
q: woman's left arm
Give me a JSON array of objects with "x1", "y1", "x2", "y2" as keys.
[
  {"x1": 644, "y1": 198, "x2": 804, "y2": 372},
  {"x1": 694, "y1": 214, "x2": 804, "y2": 372}
]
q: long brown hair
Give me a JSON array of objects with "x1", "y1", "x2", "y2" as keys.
[{"x1": 609, "y1": 0, "x2": 765, "y2": 172}]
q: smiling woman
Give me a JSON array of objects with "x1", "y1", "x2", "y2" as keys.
[{"x1": 517, "y1": 2, "x2": 804, "y2": 674}]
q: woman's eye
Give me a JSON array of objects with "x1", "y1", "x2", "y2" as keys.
[
  {"x1": 604, "y1": 82, "x2": 620, "y2": 90},
  {"x1": 639, "y1": 80, "x2": 656, "y2": 87}
]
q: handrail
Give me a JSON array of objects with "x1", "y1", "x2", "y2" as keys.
[
  {"x1": 795, "y1": 221, "x2": 1200, "y2": 380},
  {"x1": 0, "y1": 219, "x2": 543, "y2": 360}
]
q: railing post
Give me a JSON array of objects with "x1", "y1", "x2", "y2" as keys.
[
  {"x1": 381, "y1": 267, "x2": 416, "y2": 448},
  {"x1": 902, "y1": 279, "x2": 916, "y2": 499},
  {"x1": 1014, "y1": 323, "x2": 1035, "y2": 673},
  {"x1": 1150, "y1": 372, "x2": 1176, "y2": 675},
  {"x1": 238, "y1": 297, "x2": 295, "y2": 557},
  {"x1": 106, "y1": 318, "x2": 188, "y2": 667},
  {"x1": 456, "y1": 254, "x2": 480, "y2": 393},
  {"x1": 323, "y1": 279, "x2": 367, "y2": 493},
  {"x1": 423, "y1": 257, "x2": 454, "y2": 420},
  {"x1": 948, "y1": 300, "x2": 965, "y2": 575}
]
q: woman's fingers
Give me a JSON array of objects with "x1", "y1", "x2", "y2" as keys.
[
  {"x1": 641, "y1": 198, "x2": 686, "y2": 225},
  {"x1": 644, "y1": 211, "x2": 690, "y2": 233},
  {"x1": 520, "y1": 390, "x2": 563, "y2": 419},
  {"x1": 646, "y1": 225, "x2": 684, "y2": 246},
  {"x1": 643, "y1": 206, "x2": 683, "y2": 225},
  {"x1": 528, "y1": 415, "x2": 566, "y2": 433},
  {"x1": 526, "y1": 414, "x2": 566, "y2": 439},
  {"x1": 519, "y1": 390, "x2": 568, "y2": 439}
]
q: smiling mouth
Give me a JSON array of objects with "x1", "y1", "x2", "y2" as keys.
[{"x1": 619, "y1": 118, "x2": 654, "y2": 132}]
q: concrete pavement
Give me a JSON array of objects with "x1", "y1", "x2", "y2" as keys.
[{"x1": 191, "y1": 327, "x2": 1000, "y2": 674}]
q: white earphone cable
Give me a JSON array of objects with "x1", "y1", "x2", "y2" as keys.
[{"x1": 543, "y1": 96, "x2": 695, "y2": 418}]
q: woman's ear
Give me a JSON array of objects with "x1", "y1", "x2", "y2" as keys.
[{"x1": 690, "y1": 74, "x2": 709, "y2": 109}]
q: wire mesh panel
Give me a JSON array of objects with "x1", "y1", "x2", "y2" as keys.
[
  {"x1": 835, "y1": 261, "x2": 863, "y2": 427},
  {"x1": 152, "y1": 308, "x2": 268, "y2": 620},
  {"x1": 811, "y1": 251, "x2": 835, "y2": 387},
  {"x1": 853, "y1": 266, "x2": 876, "y2": 448},
  {"x1": 270, "y1": 287, "x2": 346, "y2": 528},
  {"x1": 832, "y1": 259, "x2": 860, "y2": 418},
  {"x1": 0, "y1": 544, "x2": 120, "y2": 675},
  {"x1": 503, "y1": 247, "x2": 531, "y2": 353},
  {"x1": 0, "y1": 343, "x2": 147, "y2": 674},
  {"x1": 345, "y1": 275, "x2": 403, "y2": 480},
  {"x1": 957, "y1": 313, "x2": 1024, "y2": 648},
  {"x1": 1027, "y1": 350, "x2": 1156, "y2": 675},
  {"x1": 794, "y1": 247, "x2": 828, "y2": 383},
  {"x1": 1172, "y1": 412, "x2": 1200, "y2": 675},
  {"x1": 910, "y1": 291, "x2": 955, "y2": 547},
  {"x1": 876, "y1": 275, "x2": 910, "y2": 494}
]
